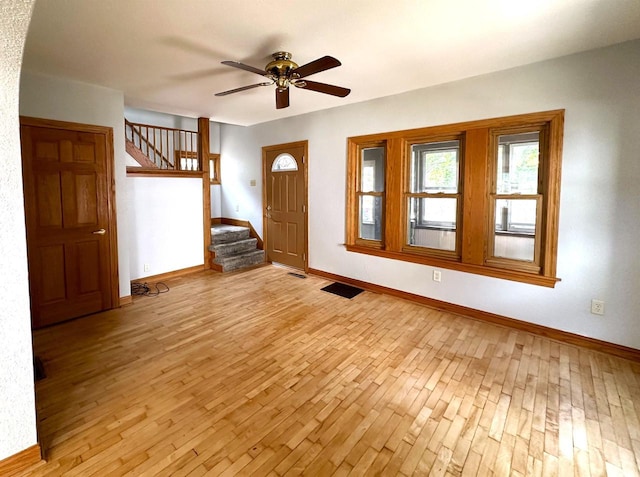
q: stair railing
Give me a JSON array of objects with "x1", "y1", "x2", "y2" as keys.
[{"x1": 125, "y1": 119, "x2": 201, "y2": 171}]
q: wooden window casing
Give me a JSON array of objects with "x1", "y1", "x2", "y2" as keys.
[
  {"x1": 347, "y1": 140, "x2": 387, "y2": 249},
  {"x1": 209, "y1": 153, "x2": 221, "y2": 184},
  {"x1": 402, "y1": 134, "x2": 464, "y2": 261},
  {"x1": 346, "y1": 110, "x2": 564, "y2": 287},
  {"x1": 486, "y1": 126, "x2": 546, "y2": 274}
]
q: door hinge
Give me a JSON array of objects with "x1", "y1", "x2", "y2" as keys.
[
  {"x1": 303, "y1": 253, "x2": 306, "y2": 261},
  {"x1": 302, "y1": 204, "x2": 306, "y2": 213}
]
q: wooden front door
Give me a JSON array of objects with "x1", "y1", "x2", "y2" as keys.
[
  {"x1": 21, "y1": 118, "x2": 118, "y2": 328},
  {"x1": 263, "y1": 142, "x2": 307, "y2": 270}
]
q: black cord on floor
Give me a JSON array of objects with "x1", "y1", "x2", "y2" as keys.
[{"x1": 131, "y1": 282, "x2": 170, "y2": 297}]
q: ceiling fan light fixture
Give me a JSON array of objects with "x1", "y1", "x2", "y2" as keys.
[{"x1": 276, "y1": 76, "x2": 289, "y2": 90}]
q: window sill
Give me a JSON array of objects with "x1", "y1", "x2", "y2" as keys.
[
  {"x1": 411, "y1": 225, "x2": 456, "y2": 232},
  {"x1": 494, "y1": 230, "x2": 535, "y2": 238},
  {"x1": 345, "y1": 244, "x2": 560, "y2": 288}
]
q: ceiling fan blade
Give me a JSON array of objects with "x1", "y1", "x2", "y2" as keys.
[
  {"x1": 276, "y1": 88, "x2": 290, "y2": 109},
  {"x1": 292, "y1": 56, "x2": 341, "y2": 79},
  {"x1": 296, "y1": 80, "x2": 350, "y2": 97},
  {"x1": 221, "y1": 60, "x2": 267, "y2": 76},
  {"x1": 215, "y1": 82, "x2": 271, "y2": 96}
]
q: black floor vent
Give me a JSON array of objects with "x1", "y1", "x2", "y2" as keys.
[{"x1": 321, "y1": 282, "x2": 364, "y2": 299}]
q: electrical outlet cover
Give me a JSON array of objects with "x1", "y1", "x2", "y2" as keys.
[{"x1": 591, "y1": 299, "x2": 605, "y2": 315}]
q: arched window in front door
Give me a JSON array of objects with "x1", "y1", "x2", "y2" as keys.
[{"x1": 271, "y1": 153, "x2": 298, "y2": 172}]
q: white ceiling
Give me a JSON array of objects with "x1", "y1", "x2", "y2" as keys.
[{"x1": 22, "y1": 0, "x2": 640, "y2": 126}]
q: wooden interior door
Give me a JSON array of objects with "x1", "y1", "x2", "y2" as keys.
[
  {"x1": 263, "y1": 142, "x2": 307, "y2": 270},
  {"x1": 21, "y1": 119, "x2": 117, "y2": 328}
]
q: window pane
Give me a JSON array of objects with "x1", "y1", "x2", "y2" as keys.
[
  {"x1": 495, "y1": 199, "x2": 536, "y2": 234},
  {"x1": 361, "y1": 147, "x2": 384, "y2": 192},
  {"x1": 411, "y1": 140, "x2": 459, "y2": 193},
  {"x1": 494, "y1": 199, "x2": 537, "y2": 261},
  {"x1": 209, "y1": 158, "x2": 219, "y2": 181},
  {"x1": 494, "y1": 235, "x2": 535, "y2": 262},
  {"x1": 496, "y1": 132, "x2": 539, "y2": 194},
  {"x1": 272, "y1": 153, "x2": 298, "y2": 171},
  {"x1": 359, "y1": 195, "x2": 382, "y2": 240},
  {"x1": 407, "y1": 197, "x2": 456, "y2": 251}
]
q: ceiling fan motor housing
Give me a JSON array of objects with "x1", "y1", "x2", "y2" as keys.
[{"x1": 265, "y1": 52, "x2": 299, "y2": 90}]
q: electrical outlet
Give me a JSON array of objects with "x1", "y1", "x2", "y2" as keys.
[
  {"x1": 433, "y1": 270, "x2": 442, "y2": 282},
  {"x1": 144, "y1": 263, "x2": 150, "y2": 272},
  {"x1": 591, "y1": 299, "x2": 605, "y2": 315},
  {"x1": 235, "y1": 204, "x2": 240, "y2": 212}
]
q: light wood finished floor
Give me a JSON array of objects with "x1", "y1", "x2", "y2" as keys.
[{"x1": 25, "y1": 266, "x2": 640, "y2": 476}]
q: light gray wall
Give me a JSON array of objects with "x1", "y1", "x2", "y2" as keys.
[
  {"x1": 128, "y1": 176, "x2": 204, "y2": 279},
  {"x1": 0, "y1": 0, "x2": 38, "y2": 461},
  {"x1": 125, "y1": 106, "x2": 198, "y2": 131},
  {"x1": 220, "y1": 40, "x2": 640, "y2": 350},
  {"x1": 20, "y1": 71, "x2": 131, "y2": 298}
]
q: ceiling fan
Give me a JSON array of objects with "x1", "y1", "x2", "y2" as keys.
[{"x1": 215, "y1": 51, "x2": 351, "y2": 109}]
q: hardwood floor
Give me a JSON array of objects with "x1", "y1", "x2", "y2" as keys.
[{"x1": 25, "y1": 266, "x2": 640, "y2": 476}]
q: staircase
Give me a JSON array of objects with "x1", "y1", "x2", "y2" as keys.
[
  {"x1": 210, "y1": 224, "x2": 265, "y2": 272},
  {"x1": 125, "y1": 119, "x2": 200, "y2": 171}
]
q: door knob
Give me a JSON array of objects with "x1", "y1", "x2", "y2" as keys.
[
  {"x1": 92, "y1": 228, "x2": 106, "y2": 235},
  {"x1": 266, "y1": 205, "x2": 272, "y2": 210}
]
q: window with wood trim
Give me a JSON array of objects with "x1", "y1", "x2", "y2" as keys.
[
  {"x1": 209, "y1": 153, "x2": 221, "y2": 184},
  {"x1": 348, "y1": 141, "x2": 386, "y2": 247},
  {"x1": 405, "y1": 136, "x2": 462, "y2": 259},
  {"x1": 346, "y1": 110, "x2": 564, "y2": 287},
  {"x1": 488, "y1": 129, "x2": 542, "y2": 272}
]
